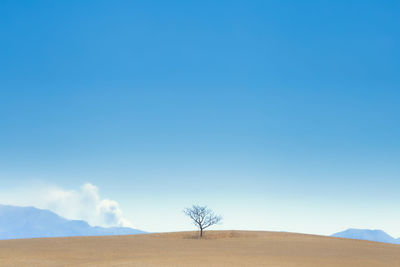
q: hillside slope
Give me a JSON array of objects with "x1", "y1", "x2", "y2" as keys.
[{"x1": 0, "y1": 230, "x2": 399, "y2": 266}]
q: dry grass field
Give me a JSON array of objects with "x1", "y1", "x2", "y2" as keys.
[{"x1": 0, "y1": 230, "x2": 399, "y2": 266}]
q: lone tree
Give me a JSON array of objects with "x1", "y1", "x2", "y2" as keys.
[{"x1": 183, "y1": 205, "x2": 222, "y2": 238}]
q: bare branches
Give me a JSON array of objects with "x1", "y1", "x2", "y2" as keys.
[{"x1": 183, "y1": 205, "x2": 222, "y2": 237}]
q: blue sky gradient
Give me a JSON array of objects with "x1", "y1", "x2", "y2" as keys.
[{"x1": 1, "y1": 0, "x2": 400, "y2": 235}]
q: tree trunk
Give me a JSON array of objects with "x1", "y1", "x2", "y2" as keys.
[{"x1": 200, "y1": 228, "x2": 203, "y2": 238}]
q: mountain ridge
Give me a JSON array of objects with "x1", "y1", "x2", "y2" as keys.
[
  {"x1": 331, "y1": 228, "x2": 400, "y2": 244},
  {"x1": 0, "y1": 204, "x2": 145, "y2": 239}
]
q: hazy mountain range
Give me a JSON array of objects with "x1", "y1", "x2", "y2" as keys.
[
  {"x1": 331, "y1": 228, "x2": 400, "y2": 244},
  {"x1": 0, "y1": 204, "x2": 145, "y2": 240},
  {"x1": 1, "y1": 204, "x2": 399, "y2": 244}
]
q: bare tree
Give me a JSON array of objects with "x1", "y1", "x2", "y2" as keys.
[{"x1": 183, "y1": 205, "x2": 222, "y2": 237}]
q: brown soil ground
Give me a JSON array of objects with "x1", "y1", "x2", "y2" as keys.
[{"x1": 0, "y1": 230, "x2": 399, "y2": 266}]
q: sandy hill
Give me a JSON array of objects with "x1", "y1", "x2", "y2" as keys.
[{"x1": 0, "y1": 230, "x2": 399, "y2": 266}]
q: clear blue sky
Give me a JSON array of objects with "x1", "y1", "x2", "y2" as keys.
[{"x1": 1, "y1": 0, "x2": 400, "y2": 235}]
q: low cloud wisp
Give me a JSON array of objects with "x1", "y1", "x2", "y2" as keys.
[
  {"x1": 40, "y1": 183, "x2": 132, "y2": 227},
  {"x1": 2, "y1": 182, "x2": 132, "y2": 228}
]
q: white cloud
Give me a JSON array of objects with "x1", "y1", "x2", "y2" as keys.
[{"x1": 0, "y1": 182, "x2": 132, "y2": 228}]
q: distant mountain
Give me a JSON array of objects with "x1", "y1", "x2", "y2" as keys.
[
  {"x1": 0, "y1": 204, "x2": 146, "y2": 240},
  {"x1": 332, "y1": 228, "x2": 400, "y2": 244}
]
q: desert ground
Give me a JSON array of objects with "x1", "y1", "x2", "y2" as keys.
[{"x1": 0, "y1": 230, "x2": 399, "y2": 266}]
